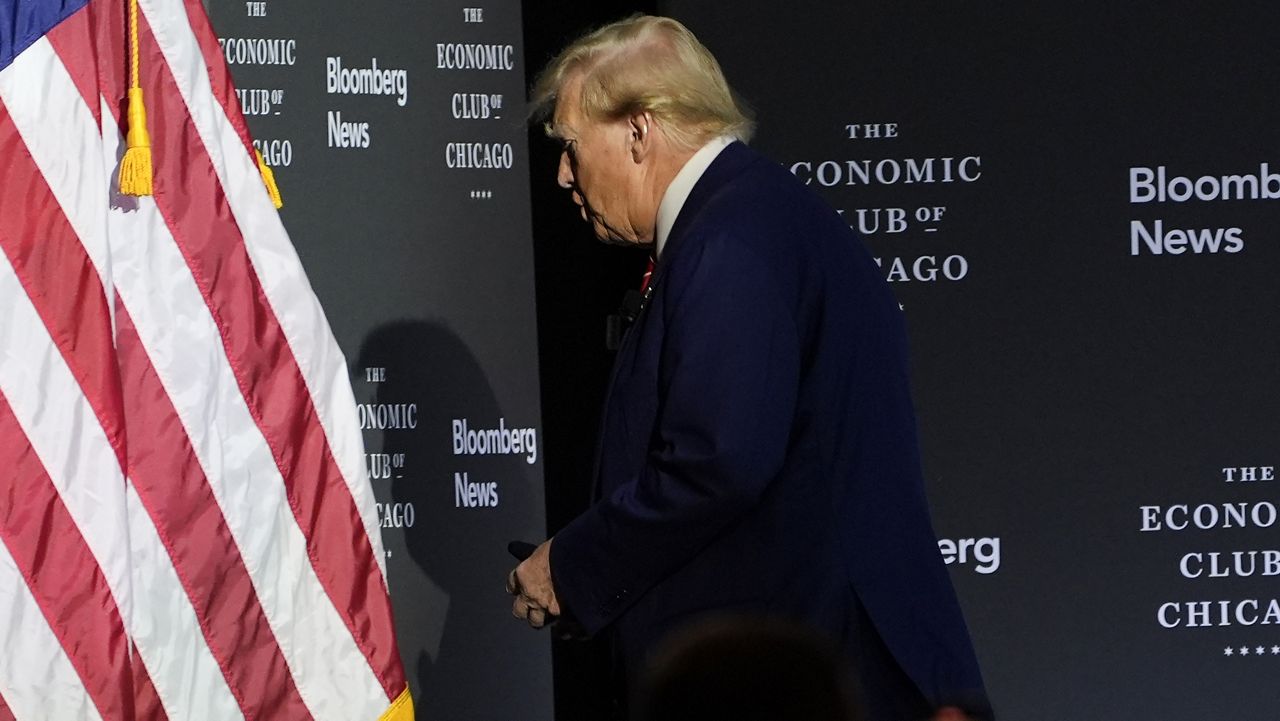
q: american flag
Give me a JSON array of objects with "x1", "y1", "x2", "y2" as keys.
[{"x1": 0, "y1": 0, "x2": 411, "y2": 719}]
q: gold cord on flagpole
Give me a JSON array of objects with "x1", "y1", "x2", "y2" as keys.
[{"x1": 119, "y1": 0, "x2": 154, "y2": 196}]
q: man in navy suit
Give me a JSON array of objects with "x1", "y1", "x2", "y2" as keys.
[{"x1": 508, "y1": 15, "x2": 992, "y2": 721}]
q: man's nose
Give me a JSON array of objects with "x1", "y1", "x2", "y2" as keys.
[{"x1": 557, "y1": 151, "x2": 574, "y2": 189}]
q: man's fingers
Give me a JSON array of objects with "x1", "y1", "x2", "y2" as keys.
[
  {"x1": 511, "y1": 595, "x2": 551, "y2": 629},
  {"x1": 527, "y1": 606, "x2": 546, "y2": 629},
  {"x1": 505, "y1": 540, "x2": 558, "y2": 629}
]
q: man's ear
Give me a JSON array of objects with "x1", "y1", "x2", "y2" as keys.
[{"x1": 628, "y1": 111, "x2": 654, "y2": 163}]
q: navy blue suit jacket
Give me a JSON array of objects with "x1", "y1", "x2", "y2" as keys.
[{"x1": 551, "y1": 142, "x2": 990, "y2": 719}]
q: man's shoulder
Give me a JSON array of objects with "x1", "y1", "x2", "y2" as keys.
[
  {"x1": 681, "y1": 143, "x2": 849, "y2": 249},
  {"x1": 663, "y1": 142, "x2": 889, "y2": 312},
  {"x1": 701, "y1": 142, "x2": 804, "y2": 203}
]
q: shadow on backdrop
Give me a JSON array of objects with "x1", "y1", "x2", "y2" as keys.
[{"x1": 358, "y1": 319, "x2": 542, "y2": 721}]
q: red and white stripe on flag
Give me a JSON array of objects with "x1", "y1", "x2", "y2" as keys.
[{"x1": 0, "y1": 1, "x2": 412, "y2": 719}]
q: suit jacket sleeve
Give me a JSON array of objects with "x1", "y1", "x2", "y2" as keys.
[{"x1": 550, "y1": 228, "x2": 801, "y2": 634}]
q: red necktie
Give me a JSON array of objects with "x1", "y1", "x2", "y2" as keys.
[{"x1": 640, "y1": 255, "x2": 655, "y2": 293}]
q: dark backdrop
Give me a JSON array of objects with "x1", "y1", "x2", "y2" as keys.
[
  {"x1": 528, "y1": 2, "x2": 1280, "y2": 720},
  {"x1": 212, "y1": 1, "x2": 1280, "y2": 719}
]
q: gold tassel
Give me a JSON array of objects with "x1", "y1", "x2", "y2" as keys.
[
  {"x1": 255, "y1": 149, "x2": 283, "y2": 208},
  {"x1": 119, "y1": 87, "x2": 153, "y2": 196},
  {"x1": 119, "y1": 0, "x2": 153, "y2": 196}
]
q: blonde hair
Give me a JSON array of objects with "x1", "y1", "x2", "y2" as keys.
[{"x1": 531, "y1": 15, "x2": 754, "y2": 150}]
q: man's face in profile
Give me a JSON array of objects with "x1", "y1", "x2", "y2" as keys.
[{"x1": 550, "y1": 76, "x2": 644, "y2": 246}]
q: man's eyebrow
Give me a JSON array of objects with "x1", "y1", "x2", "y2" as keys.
[{"x1": 546, "y1": 120, "x2": 577, "y2": 140}]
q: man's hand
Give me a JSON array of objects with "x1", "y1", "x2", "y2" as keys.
[{"x1": 506, "y1": 538, "x2": 561, "y2": 629}]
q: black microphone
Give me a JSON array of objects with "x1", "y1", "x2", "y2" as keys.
[
  {"x1": 606, "y1": 289, "x2": 647, "y2": 350},
  {"x1": 619, "y1": 289, "x2": 644, "y2": 322},
  {"x1": 507, "y1": 540, "x2": 537, "y2": 561}
]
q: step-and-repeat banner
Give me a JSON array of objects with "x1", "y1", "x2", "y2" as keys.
[
  {"x1": 204, "y1": 2, "x2": 550, "y2": 719},
  {"x1": 663, "y1": 2, "x2": 1280, "y2": 719}
]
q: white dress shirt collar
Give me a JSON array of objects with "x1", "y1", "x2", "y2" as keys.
[{"x1": 654, "y1": 136, "x2": 735, "y2": 258}]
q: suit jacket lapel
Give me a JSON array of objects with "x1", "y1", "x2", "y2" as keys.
[{"x1": 590, "y1": 142, "x2": 760, "y2": 499}]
